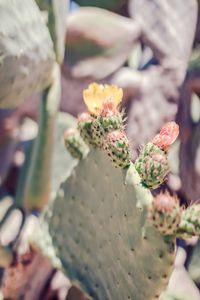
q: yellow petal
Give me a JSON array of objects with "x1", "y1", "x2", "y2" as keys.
[
  {"x1": 103, "y1": 85, "x2": 123, "y2": 106},
  {"x1": 83, "y1": 83, "x2": 103, "y2": 115},
  {"x1": 83, "y1": 83, "x2": 123, "y2": 115}
]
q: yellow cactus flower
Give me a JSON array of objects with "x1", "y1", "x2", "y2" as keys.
[{"x1": 83, "y1": 83, "x2": 123, "y2": 116}]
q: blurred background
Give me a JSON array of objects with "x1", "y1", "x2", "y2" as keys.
[{"x1": 0, "y1": 0, "x2": 200, "y2": 299}]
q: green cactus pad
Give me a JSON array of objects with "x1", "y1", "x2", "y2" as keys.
[
  {"x1": 0, "y1": 0, "x2": 55, "y2": 108},
  {"x1": 49, "y1": 149, "x2": 175, "y2": 300},
  {"x1": 135, "y1": 143, "x2": 169, "y2": 189},
  {"x1": 149, "y1": 193, "x2": 181, "y2": 236}
]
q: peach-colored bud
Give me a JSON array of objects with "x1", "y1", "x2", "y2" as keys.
[
  {"x1": 153, "y1": 192, "x2": 179, "y2": 214},
  {"x1": 152, "y1": 122, "x2": 179, "y2": 150}
]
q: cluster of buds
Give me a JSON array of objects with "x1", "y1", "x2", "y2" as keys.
[
  {"x1": 135, "y1": 122, "x2": 179, "y2": 189},
  {"x1": 77, "y1": 83, "x2": 131, "y2": 168},
  {"x1": 64, "y1": 83, "x2": 179, "y2": 179},
  {"x1": 150, "y1": 191, "x2": 200, "y2": 238},
  {"x1": 63, "y1": 83, "x2": 200, "y2": 240}
]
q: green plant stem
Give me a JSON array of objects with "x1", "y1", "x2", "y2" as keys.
[{"x1": 16, "y1": 64, "x2": 60, "y2": 211}]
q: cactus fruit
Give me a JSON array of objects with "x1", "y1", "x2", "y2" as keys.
[
  {"x1": 135, "y1": 143, "x2": 169, "y2": 189},
  {"x1": 0, "y1": 0, "x2": 55, "y2": 108},
  {"x1": 149, "y1": 192, "x2": 181, "y2": 235},
  {"x1": 146, "y1": 187, "x2": 200, "y2": 239},
  {"x1": 99, "y1": 99, "x2": 124, "y2": 133},
  {"x1": 77, "y1": 112, "x2": 98, "y2": 147},
  {"x1": 177, "y1": 205, "x2": 200, "y2": 238},
  {"x1": 104, "y1": 130, "x2": 131, "y2": 168},
  {"x1": 64, "y1": 128, "x2": 88, "y2": 160}
]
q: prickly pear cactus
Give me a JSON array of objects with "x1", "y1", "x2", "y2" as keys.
[
  {"x1": 49, "y1": 148, "x2": 175, "y2": 300},
  {"x1": 0, "y1": 0, "x2": 55, "y2": 108},
  {"x1": 47, "y1": 83, "x2": 181, "y2": 300}
]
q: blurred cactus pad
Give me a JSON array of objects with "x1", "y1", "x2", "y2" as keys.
[
  {"x1": 46, "y1": 83, "x2": 192, "y2": 300},
  {"x1": 0, "y1": 0, "x2": 55, "y2": 108}
]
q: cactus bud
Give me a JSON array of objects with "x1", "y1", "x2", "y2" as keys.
[
  {"x1": 152, "y1": 122, "x2": 179, "y2": 151},
  {"x1": 149, "y1": 192, "x2": 181, "y2": 235},
  {"x1": 100, "y1": 99, "x2": 124, "y2": 133},
  {"x1": 178, "y1": 204, "x2": 200, "y2": 238},
  {"x1": 135, "y1": 143, "x2": 169, "y2": 189},
  {"x1": 77, "y1": 112, "x2": 97, "y2": 146},
  {"x1": 64, "y1": 128, "x2": 88, "y2": 160},
  {"x1": 104, "y1": 130, "x2": 131, "y2": 168}
]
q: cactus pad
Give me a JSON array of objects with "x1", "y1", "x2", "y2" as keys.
[
  {"x1": 49, "y1": 149, "x2": 175, "y2": 300},
  {"x1": 0, "y1": 0, "x2": 55, "y2": 108}
]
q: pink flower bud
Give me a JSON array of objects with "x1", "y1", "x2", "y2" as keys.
[
  {"x1": 153, "y1": 192, "x2": 179, "y2": 214},
  {"x1": 152, "y1": 122, "x2": 179, "y2": 150}
]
